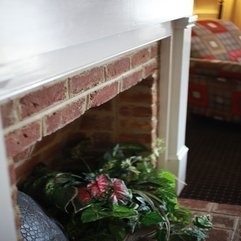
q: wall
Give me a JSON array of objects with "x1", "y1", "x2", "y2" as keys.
[
  {"x1": 193, "y1": 0, "x2": 219, "y2": 19},
  {"x1": 193, "y1": 0, "x2": 241, "y2": 29},
  {"x1": 231, "y1": 0, "x2": 241, "y2": 29}
]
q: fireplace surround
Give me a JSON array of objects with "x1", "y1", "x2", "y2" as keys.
[
  {"x1": 0, "y1": 1, "x2": 195, "y2": 240},
  {"x1": 12, "y1": 45, "x2": 160, "y2": 182}
]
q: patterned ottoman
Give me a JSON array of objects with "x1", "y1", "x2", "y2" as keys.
[{"x1": 188, "y1": 19, "x2": 241, "y2": 123}]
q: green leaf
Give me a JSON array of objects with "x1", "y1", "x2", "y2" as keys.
[
  {"x1": 111, "y1": 205, "x2": 138, "y2": 218},
  {"x1": 182, "y1": 226, "x2": 208, "y2": 241},
  {"x1": 109, "y1": 222, "x2": 126, "y2": 241},
  {"x1": 159, "y1": 171, "x2": 176, "y2": 188},
  {"x1": 52, "y1": 186, "x2": 78, "y2": 212},
  {"x1": 194, "y1": 215, "x2": 212, "y2": 229},
  {"x1": 71, "y1": 198, "x2": 90, "y2": 214},
  {"x1": 81, "y1": 204, "x2": 111, "y2": 223},
  {"x1": 119, "y1": 143, "x2": 147, "y2": 156},
  {"x1": 157, "y1": 229, "x2": 168, "y2": 241},
  {"x1": 141, "y1": 211, "x2": 164, "y2": 226},
  {"x1": 54, "y1": 173, "x2": 72, "y2": 185},
  {"x1": 133, "y1": 190, "x2": 156, "y2": 210},
  {"x1": 171, "y1": 206, "x2": 192, "y2": 226},
  {"x1": 54, "y1": 173, "x2": 84, "y2": 186}
]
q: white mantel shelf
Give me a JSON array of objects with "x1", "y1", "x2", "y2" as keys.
[
  {"x1": 0, "y1": 1, "x2": 195, "y2": 240},
  {"x1": 0, "y1": 0, "x2": 193, "y2": 102}
]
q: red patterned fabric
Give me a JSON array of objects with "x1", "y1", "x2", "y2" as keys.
[
  {"x1": 232, "y1": 92, "x2": 241, "y2": 115},
  {"x1": 198, "y1": 20, "x2": 228, "y2": 33},
  {"x1": 228, "y1": 50, "x2": 241, "y2": 62},
  {"x1": 189, "y1": 20, "x2": 241, "y2": 123},
  {"x1": 191, "y1": 20, "x2": 241, "y2": 62},
  {"x1": 188, "y1": 83, "x2": 208, "y2": 108}
]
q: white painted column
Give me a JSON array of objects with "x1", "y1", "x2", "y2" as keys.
[
  {"x1": 159, "y1": 16, "x2": 197, "y2": 194},
  {"x1": 0, "y1": 113, "x2": 17, "y2": 241},
  {"x1": 158, "y1": 36, "x2": 172, "y2": 165}
]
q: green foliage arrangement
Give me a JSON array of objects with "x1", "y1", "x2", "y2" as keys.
[{"x1": 20, "y1": 139, "x2": 212, "y2": 241}]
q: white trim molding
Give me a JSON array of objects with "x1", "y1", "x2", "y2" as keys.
[
  {"x1": 0, "y1": 113, "x2": 17, "y2": 241},
  {"x1": 158, "y1": 16, "x2": 196, "y2": 194}
]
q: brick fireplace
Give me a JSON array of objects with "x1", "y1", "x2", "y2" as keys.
[
  {"x1": 5, "y1": 43, "x2": 160, "y2": 182},
  {"x1": 2, "y1": 43, "x2": 161, "y2": 240},
  {"x1": 0, "y1": 1, "x2": 195, "y2": 240}
]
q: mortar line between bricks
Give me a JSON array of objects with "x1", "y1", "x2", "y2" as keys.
[
  {"x1": 121, "y1": 66, "x2": 143, "y2": 79},
  {"x1": 3, "y1": 61, "x2": 157, "y2": 135},
  {"x1": 14, "y1": 157, "x2": 30, "y2": 170},
  {"x1": 117, "y1": 80, "x2": 122, "y2": 94},
  {"x1": 143, "y1": 57, "x2": 158, "y2": 67},
  {"x1": 41, "y1": 112, "x2": 46, "y2": 137},
  {"x1": 8, "y1": 157, "x2": 14, "y2": 165},
  {"x1": 11, "y1": 185, "x2": 18, "y2": 196},
  {"x1": 209, "y1": 202, "x2": 216, "y2": 212},
  {"x1": 65, "y1": 77, "x2": 70, "y2": 99},
  {"x1": 119, "y1": 76, "x2": 124, "y2": 92},
  {"x1": 122, "y1": 58, "x2": 157, "y2": 78},
  {"x1": 231, "y1": 217, "x2": 240, "y2": 241}
]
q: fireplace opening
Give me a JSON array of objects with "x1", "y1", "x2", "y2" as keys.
[
  {"x1": 15, "y1": 75, "x2": 159, "y2": 182},
  {"x1": 13, "y1": 73, "x2": 160, "y2": 241}
]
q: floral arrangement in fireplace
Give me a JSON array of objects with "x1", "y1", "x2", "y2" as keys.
[{"x1": 20, "y1": 139, "x2": 212, "y2": 241}]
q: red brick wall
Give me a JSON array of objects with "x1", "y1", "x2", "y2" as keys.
[
  {"x1": 0, "y1": 42, "x2": 160, "y2": 239},
  {"x1": 79, "y1": 76, "x2": 158, "y2": 150}
]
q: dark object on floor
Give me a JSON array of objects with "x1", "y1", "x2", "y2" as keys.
[
  {"x1": 17, "y1": 191, "x2": 68, "y2": 241},
  {"x1": 180, "y1": 116, "x2": 241, "y2": 205}
]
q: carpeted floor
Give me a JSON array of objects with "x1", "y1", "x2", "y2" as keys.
[{"x1": 180, "y1": 115, "x2": 241, "y2": 205}]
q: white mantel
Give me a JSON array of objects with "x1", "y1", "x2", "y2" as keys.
[
  {"x1": 1, "y1": 0, "x2": 193, "y2": 64},
  {"x1": 0, "y1": 1, "x2": 195, "y2": 240},
  {"x1": 0, "y1": 0, "x2": 193, "y2": 101}
]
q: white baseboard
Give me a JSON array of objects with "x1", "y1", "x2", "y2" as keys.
[{"x1": 166, "y1": 145, "x2": 189, "y2": 195}]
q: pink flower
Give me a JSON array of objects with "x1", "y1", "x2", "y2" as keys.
[
  {"x1": 87, "y1": 175, "x2": 111, "y2": 199},
  {"x1": 97, "y1": 175, "x2": 111, "y2": 193},
  {"x1": 78, "y1": 187, "x2": 91, "y2": 204},
  {"x1": 109, "y1": 178, "x2": 131, "y2": 205}
]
